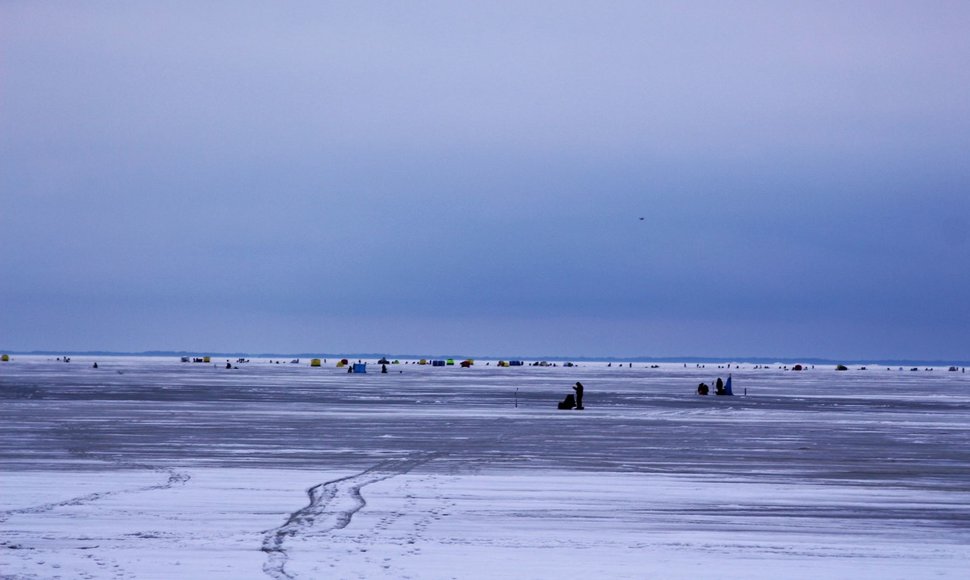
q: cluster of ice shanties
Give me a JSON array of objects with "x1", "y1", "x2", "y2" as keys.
[{"x1": 2, "y1": 356, "x2": 969, "y2": 579}]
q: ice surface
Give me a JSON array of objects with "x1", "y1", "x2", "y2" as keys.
[{"x1": 2, "y1": 356, "x2": 969, "y2": 578}]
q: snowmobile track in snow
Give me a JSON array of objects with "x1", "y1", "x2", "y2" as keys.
[
  {"x1": 261, "y1": 452, "x2": 441, "y2": 580},
  {"x1": 0, "y1": 465, "x2": 190, "y2": 523}
]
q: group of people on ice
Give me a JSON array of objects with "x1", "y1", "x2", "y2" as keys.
[
  {"x1": 697, "y1": 375, "x2": 733, "y2": 396},
  {"x1": 555, "y1": 374, "x2": 737, "y2": 409}
]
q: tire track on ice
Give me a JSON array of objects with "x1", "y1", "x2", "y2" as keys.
[
  {"x1": 261, "y1": 452, "x2": 441, "y2": 580},
  {"x1": 0, "y1": 463, "x2": 190, "y2": 523},
  {"x1": 1, "y1": 461, "x2": 190, "y2": 580}
]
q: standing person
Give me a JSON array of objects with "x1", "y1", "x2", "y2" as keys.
[
  {"x1": 715, "y1": 377, "x2": 725, "y2": 395},
  {"x1": 572, "y1": 382, "x2": 585, "y2": 409}
]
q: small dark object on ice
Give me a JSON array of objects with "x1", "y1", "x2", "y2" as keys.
[{"x1": 558, "y1": 393, "x2": 576, "y2": 410}]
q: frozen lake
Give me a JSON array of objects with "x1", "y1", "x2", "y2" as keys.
[{"x1": 2, "y1": 356, "x2": 969, "y2": 579}]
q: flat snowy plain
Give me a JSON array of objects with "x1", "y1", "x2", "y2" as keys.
[{"x1": 2, "y1": 356, "x2": 969, "y2": 579}]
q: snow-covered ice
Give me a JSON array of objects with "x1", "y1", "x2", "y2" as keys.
[{"x1": 2, "y1": 356, "x2": 969, "y2": 578}]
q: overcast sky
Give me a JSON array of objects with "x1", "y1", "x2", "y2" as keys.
[{"x1": 2, "y1": 1, "x2": 968, "y2": 360}]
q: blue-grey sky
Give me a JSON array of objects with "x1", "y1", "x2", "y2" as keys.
[{"x1": 2, "y1": 1, "x2": 968, "y2": 360}]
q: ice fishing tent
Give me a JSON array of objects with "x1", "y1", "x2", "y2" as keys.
[
  {"x1": 460, "y1": 360, "x2": 473, "y2": 368},
  {"x1": 418, "y1": 359, "x2": 428, "y2": 365},
  {"x1": 203, "y1": 356, "x2": 211, "y2": 363},
  {"x1": 1, "y1": 354, "x2": 9, "y2": 362},
  {"x1": 352, "y1": 363, "x2": 367, "y2": 373},
  {"x1": 378, "y1": 357, "x2": 390, "y2": 364},
  {"x1": 509, "y1": 360, "x2": 524, "y2": 366},
  {"x1": 497, "y1": 361, "x2": 509, "y2": 367},
  {"x1": 446, "y1": 359, "x2": 455, "y2": 366},
  {"x1": 432, "y1": 360, "x2": 446, "y2": 367},
  {"x1": 724, "y1": 375, "x2": 734, "y2": 395},
  {"x1": 310, "y1": 358, "x2": 321, "y2": 367}
]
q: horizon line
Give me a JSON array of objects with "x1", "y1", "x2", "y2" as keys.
[{"x1": 2, "y1": 349, "x2": 967, "y2": 367}]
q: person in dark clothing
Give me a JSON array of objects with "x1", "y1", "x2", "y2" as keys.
[
  {"x1": 573, "y1": 382, "x2": 585, "y2": 409},
  {"x1": 715, "y1": 377, "x2": 725, "y2": 395},
  {"x1": 697, "y1": 382, "x2": 709, "y2": 395},
  {"x1": 381, "y1": 364, "x2": 388, "y2": 374}
]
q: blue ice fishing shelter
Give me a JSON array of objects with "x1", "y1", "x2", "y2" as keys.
[
  {"x1": 724, "y1": 375, "x2": 733, "y2": 395},
  {"x1": 352, "y1": 363, "x2": 367, "y2": 373}
]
